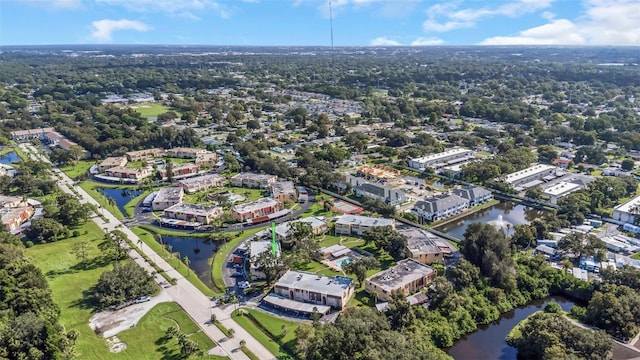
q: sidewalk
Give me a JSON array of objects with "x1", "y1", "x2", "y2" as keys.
[{"x1": 21, "y1": 142, "x2": 276, "y2": 360}]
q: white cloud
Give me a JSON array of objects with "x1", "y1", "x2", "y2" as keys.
[
  {"x1": 541, "y1": 11, "x2": 555, "y2": 20},
  {"x1": 95, "y1": 0, "x2": 231, "y2": 19},
  {"x1": 90, "y1": 19, "x2": 150, "y2": 41},
  {"x1": 410, "y1": 37, "x2": 443, "y2": 46},
  {"x1": 52, "y1": 0, "x2": 81, "y2": 8},
  {"x1": 424, "y1": 0, "x2": 554, "y2": 32},
  {"x1": 479, "y1": 0, "x2": 640, "y2": 45},
  {"x1": 369, "y1": 37, "x2": 401, "y2": 46}
]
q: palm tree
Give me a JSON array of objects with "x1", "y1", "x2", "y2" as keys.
[
  {"x1": 227, "y1": 328, "x2": 235, "y2": 338},
  {"x1": 239, "y1": 339, "x2": 246, "y2": 348},
  {"x1": 183, "y1": 256, "x2": 191, "y2": 277}
]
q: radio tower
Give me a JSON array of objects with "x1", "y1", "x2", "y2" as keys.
[{"x1": 330, "y1": 0, "x2": 336, "y2": 85}]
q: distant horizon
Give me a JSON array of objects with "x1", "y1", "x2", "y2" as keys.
[
  {"x1": 1, "y1": 0, "x2": 638, "y2": 47},
  {"x1": 2, "y1": 44, "x2": 639, "y2": 49}
]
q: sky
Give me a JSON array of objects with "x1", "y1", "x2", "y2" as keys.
[{"x1": 1, "y1": 0, "x2": 639, "y2": 46}]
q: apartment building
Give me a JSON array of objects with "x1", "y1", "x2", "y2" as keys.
[
  {"x1": 105, "y1": 166, "x2": 153, "y2": 181},
  {"x1": 98, "y1": 156, "x2": 128, "y2": 172},
  {"x1": 365, "y1": 259, "x2": 436, "y2": 301},
  {"x1": 231, "y1": 198, "x2": 282, "y2": 222},
  {"x1": 412, "y1": 193, "x2": 469, "y2": 221},
  {"x1": 452, "y1": 185, "x2": 493, "y2": 207},
  {"x1": 270, "y1": 181, "x2": 298, "y2": 202},
  {"x1": 166, "y1": 147, "x2": 209, "y2": 159},
  {"x1": 163, "y1": 203, "x2": 223, "y2": 224},
  {"x1": 195, "y1": 152, "x2": 218, "y2": 168},
  {"x1": 273, "y1": 270, "x2": 355, "y2": 309},
  {"x1": 152, "y1": 186, "x2": 185, "y2": 211},
  {"x1": 177, "y1": 174, "x2": 226, "y2": 194},
  {"x1": 230, "y1": 172, "x2": 278, "y2": 189},
  {"x1": 334, "y1": 214, "x2": 394, "y2": 236},
  {"x1": 125, "y1": 148, "x2": 164, "y2": 162},
  {"x1": 408, "y1": 148, "x2": 475, "y2": 170}
]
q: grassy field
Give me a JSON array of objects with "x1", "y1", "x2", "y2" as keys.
[
  {"x1": 25, "y1": 221, "x2": 117, "y2": 359},
  {"x1": 116, "y1": 302, "x2": 225, "y2": 359},
  {"x1": 130, "y1": 227, "x2": 217, "y2": 297},
  {"x1": 78, "y1": 180, "x2": 126, "y2": 219},
  {"x1": 231, "y1": 308, "x2": 299, "y2": 359},
  {"x1": 60, "y1": 160, "x2": 96, "y2": 179},
  {"x1": 129, "y1": 103, "x2": 181, "y2": 118}
]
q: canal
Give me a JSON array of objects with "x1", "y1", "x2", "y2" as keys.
[
  {"x1": 446, "y1": 296, "x2": 575, "y2": 360},
  {"x1": 97, "y1": 187, "x2": 143, "y2": 217},
  {"x1": 434, "y1": 201, "x2": 546, "y2": 239},
  {"x1": 159, "y1": 235, "x2": 217, "y2": 289}
]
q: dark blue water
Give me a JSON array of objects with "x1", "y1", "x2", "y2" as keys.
[
  {"x1": 446, "y1": 297, "x2": 575, "y2": 360},
  {"x1": 434, "y1": 201, "x2": 545, "y2": 239},
  {"x1": 159, "y1": 236, "x2": 218, "y2": 288},
  {"x1": 0, "y1": 151, "x2": 20, "y2": 164},
  {"x1": 97, "y1": 187, "x2": 143, "y2": 217}
]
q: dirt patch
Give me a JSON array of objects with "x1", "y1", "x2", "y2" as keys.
[
  {"x1": 106, "y1": 336, "x2": 127, "y2": 353},
  {"x1": 89, "y1": 292, "x2": 172, "y2": 338}
]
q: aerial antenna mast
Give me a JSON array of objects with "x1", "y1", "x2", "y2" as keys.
[{"x1": 329, "y1": 0, "x2": 336, "y2": 85}]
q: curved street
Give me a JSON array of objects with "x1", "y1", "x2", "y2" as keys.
[{"x1": 20, "y1": 143, "x2": 276, "y2": 360}]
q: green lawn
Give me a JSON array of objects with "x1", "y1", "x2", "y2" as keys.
[
  {"x1": 130, "y1": 227, "x2": 217, "y2": 297},
  {"x1": 124, "y1": 189, "x2": 156, "y2": 217},
  {"x1": 231, "y1": 308, "x2": 299, "y2": 359},
  {"x1": 60, "y1": 160, "x2": 96, "y2": 179},
  {"x1": 78, "y1": 180, "x2": 126, "y2": 219},
  {"x1": 116, "y1": 302, "x2": 225, "y2": 360},
  {"x1": 129, "y1": 103, "x2": 182, "y2": 118},
  {"x1": 25, "y1": 221, "x2": 117, "y2": 359}
]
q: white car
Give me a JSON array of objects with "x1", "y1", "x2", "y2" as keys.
[
  {"x1": 238, "y1": 281, "x2": 250, "y2": 289},
  {"x1": 134, "y1": 296, "x2": 151, "y2": 303}
]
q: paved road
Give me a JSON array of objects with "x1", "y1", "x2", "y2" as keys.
[{"x1": 20, "y1": 144, "x2": 276, "y2": 360}]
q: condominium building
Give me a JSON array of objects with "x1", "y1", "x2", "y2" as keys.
[
  {"x1": 1, "y1": 206, "x2": 35, "y2": 231},
  {"x1": 613, "y1": 194, "x2": 640, "y2": 224},
  {"x1": 98, "y1": 156, "x2": 128, "y2": 172},
  {"x1": 105, "y1": 166, "x2": 153, "y2": 181},
  {"x1": 543, "y1": 181, "x2": 584, "y2": 205},
  {"x1": 334, "y1": 214, "x2": 394, "y2": 236},
  {"x1": 231, "y1": 198, "x2": 282, "y2": 222},
  {"x1": 195, "y1": 152, "x2": 218, "y2": 168},
  {"x1": 273, "y1": 270, "x2": 355, "y2": 309},
  {"x1": 177, "y1": 174, "x2": 226, "y2": 194},
  {"x1": 163, "y1": 203, "x2": 223, "y2": 224},
  {"x1": 365, "y1": 259, "x2": 436, "y2": 301},
  {"x1": 351, "y1": 181, "x2": 408, "y2": 205},
  {"x1": 452, "y1": 185, "x2": 493, "y2": 207},
  {"x1": 270, "y1": 181, "x2": 297, "y2": 202},
  {"x1": 412, "y1": 193, "x2": 469, "y2": 221},
  {"x1": 274, "y1": 217, "x2": 328, "y2": 243},
  {"x1": 125, "y1": 148, "x2": 164, "y2": 162},
  {"x1": 408, "y1": 148, "x2": 475, "y2": 170},
  {"x1": 230, "y1": 172, "x2": 278, "y2": 189},
  {"x1": 166, "y1": 147, "x2": 209, "y2": 159},
  {"x1": 152, "y1": 186, "x2": 184, "y2": 211},
  {"x1": 500, "y1": 164, "x2": 558, "y2": 188},
  {"x1": 0, "y1": 195, "x2": 26, "y2": 209},
  {"x1": 158, "y1": 163, "x2": 199, "y2": 179},
  {"x1": 400, "y1": 228, "x2": 446, "y2": 265}
]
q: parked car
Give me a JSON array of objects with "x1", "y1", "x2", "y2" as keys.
[
  {"x1": 238, "y1": 281, "x2": 251, "y2": 289},
  {"x1": 134, "y1": 296, "x2": 151, "y2": 303}
]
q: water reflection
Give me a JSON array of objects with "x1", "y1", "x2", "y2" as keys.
[
  {"x1": 97, "y1": 187, "x2": 143, "y2": 216},
  {"x1": 434, "y1": 201, "x2": 546, "y2": 239},
  {"x1": 446, "y1": 297, "x2": 575, "y2": 360},
  {"x1": 159, "y1": 235, "x2": 217, "y2": 288}
]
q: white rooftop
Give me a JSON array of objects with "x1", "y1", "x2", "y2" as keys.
[
  {"x1": 410, "y1": 148, "x2": 473, "y2": 164},
  {"x1": 615, "y1": 194, "x2": 640, "y2": 214},
  {"x1": 503, "y1": 164, "x2": 556, "y2": 184},
  {"x1": 335, "y1": 214, "x2": 393, "y2": 227},
  {"x1": 543, "y1": 181, "x2": 583, "y2": 196},
  {"x1": 275, "y1": 270, "x2": 353, "y2": 297}
]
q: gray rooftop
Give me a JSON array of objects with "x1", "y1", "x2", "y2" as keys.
[
  {"x1": 271, "y1": 181, "x2": 296, "y2": 196},
  {"x1": 453, "y1": 185, "x2": 492, "y2": 200},
  {"x1": 178, "y1": 173, "x2": 225, "y2": 186},
  {"x1": 414, "y1": 193, "x2": 468, "y2": 214},
  {"x1": 335, "y1": 214, "x2": 394, "y2": 227},
  {"x1": 399, "y1": 228, "x2": 443, "y2": 255},
  {"x1": 164, "y1": 203, "x2": 222, "y2": 216},
  {"x1": 366, "y1": 259, "x2": 435, "y2": 293},
  {"x1": 274, "y1": 217, "x2": 327, "y2": 237},
  {"x1": 155, "y1": 186, "x2": 184, "y2": 202},
  {"x1": 232, "y1": 197, "x2": 280, "y2": 213},
  {"x1": 275, "y1": 270, "x2": 353, "y2": 297}
]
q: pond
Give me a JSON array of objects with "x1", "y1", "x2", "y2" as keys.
[
  {"x1": 159, "y1": 235, "x2": 218, "y2": 288},
  {"x1": 97, "y1": 187, "x2": 143, "y2": 217},
  {"x1": 0, "y1": 151, "x2": 20, "y2": 165},
  {"x1": 446, "y1": 296, "x2": 575, "y2": 360},
  {"x1": 434, "y1": 201, "x2": 546, "y2": 239}
]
